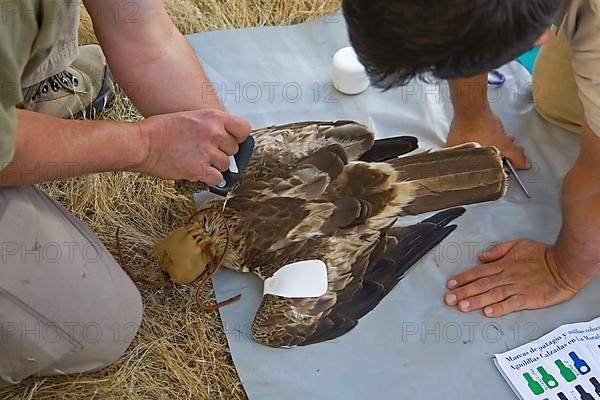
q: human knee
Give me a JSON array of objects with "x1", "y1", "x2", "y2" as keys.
[{"x1": 39, "y1": 261, "x2": 144, "y2": 376}]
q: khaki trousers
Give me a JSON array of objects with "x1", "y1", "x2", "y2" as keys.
[
  {"x1": 0, "y1": 187, "x2": 142, "y2": 385},
  {"x1": 1, "y1": 2, "x2": 142, "y2": 386},
  {"x1": 533, "y1": 31, "x2": 585, "y2": 134},
  {"x1": 21, "y1": 0, "x2": 81, "y2": 88}
]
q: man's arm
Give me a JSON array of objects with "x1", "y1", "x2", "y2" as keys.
[
  {"x1": 444, "y1": 123, "x2": 600, "y2": 317},
  {"x1": 0, "y1": 0, "x2": 253, "y2": 187},
  {"x1": 0, "y1": 110, "x2": 143, "y2": 186},
  {"x1": 553, "y1": 123, "x2": 600, "y2": 288},
  {"x1": 449, "y1": 74, "x2": 491, "y2": 122},
  {"x1": 448, "y1": 74, "x2": 529, "y2": 169},
  {"x1": 83, "y1": 0, "x2": 222, "y2": 115},
  {"x1": 0, "y1": 108, "x2": 250, "y2": 186}
]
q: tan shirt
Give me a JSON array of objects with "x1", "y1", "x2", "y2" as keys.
[
  {"x1": 0, "y1": 0, "x2": 76, "y2": 167},
  {"x1": 560, "y1": 0, "x2": 600, "y2": 136}
]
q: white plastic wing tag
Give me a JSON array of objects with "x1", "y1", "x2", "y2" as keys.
[{"x1": 263, "y1": 260, "x2": 328, "y2": 299}]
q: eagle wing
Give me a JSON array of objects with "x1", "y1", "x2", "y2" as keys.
[
  {"x1": 251, "y1": 208, "x2": 465, "y2": 348},
  {"x1": 223, "y1": 122, "x2": 418, "y2": 276}
]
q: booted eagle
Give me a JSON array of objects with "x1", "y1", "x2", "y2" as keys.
[{"x1": 157, "y1": 121, "x2": 507, "y2": 348}]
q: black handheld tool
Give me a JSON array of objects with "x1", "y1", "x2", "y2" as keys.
[{"x1": 209, "y1": 136, "x2": 256, "y2": 196}]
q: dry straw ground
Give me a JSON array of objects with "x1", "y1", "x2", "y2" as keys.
[{"x1": 1, "y1": 1, "x2": 340, "y2": 399}]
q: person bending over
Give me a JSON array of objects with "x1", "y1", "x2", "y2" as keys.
[{"x1": 342, "y1": 0, "x2": 600, "y2": 317}]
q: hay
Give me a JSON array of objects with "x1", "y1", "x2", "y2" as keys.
[
  {"x1": 78, "y1": 0, "x2": 341, "y2": 44},
  {"x1": 1, "y1": 1, "x2": 340, "y2": 399}
]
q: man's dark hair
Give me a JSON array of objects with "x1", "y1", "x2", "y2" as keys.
[{"x1": 342, "y1": 0, "x2": 563, "y2": 88}]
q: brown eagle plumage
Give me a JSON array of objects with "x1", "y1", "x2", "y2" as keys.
[{"x1": 171, "y1": 121, "x2": 507, "y2": 348}]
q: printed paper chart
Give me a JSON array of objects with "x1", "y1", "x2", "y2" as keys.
[{"x1": 495, "y1": 317, "x2": 600, "y2": 400}]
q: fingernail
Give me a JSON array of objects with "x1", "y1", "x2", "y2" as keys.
[
  {"x1": 447, "y1": 280, "x2": 458, "y2": 289},
  {"x1": 485, "y1": 306, "x2": 494, "y2": 316},
  {"x1": 459, "y1": 300, "x2": 470, "y2": 311},
  {"x1": 446, "y1": 293, "x2": 457, "y2": 305}
]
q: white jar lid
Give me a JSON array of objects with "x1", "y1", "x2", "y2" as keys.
[{"x1": 332, "y1": 46, "x2": 370, "y2": 95}]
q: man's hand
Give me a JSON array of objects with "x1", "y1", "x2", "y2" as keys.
[
  {"x1": 444, "y1": 123, "x2": 600, "y2": 318},
  {"x1": 136, "y1": 109, "x2": 251, "y2": 184},
  {"x1": 444, "y1": 240, "x2": 588, "y2": 317},
  {"x1": 448, "y1": 75, "x2": 530, "y2": 170},
  {"x1": 447, "y1": 109, "x2": 530, "y2": 170}
]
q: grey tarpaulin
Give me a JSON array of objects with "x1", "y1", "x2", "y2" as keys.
[{"x1": 185, "y1": 13, "x2": 600, "y2": 400}]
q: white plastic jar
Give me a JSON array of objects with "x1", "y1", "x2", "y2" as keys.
[{"x1": 332, "y1": 46, "x2": 370, "y2": 95}]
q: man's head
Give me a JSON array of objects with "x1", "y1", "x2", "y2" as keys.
[{"x1": 342, "y1": 0, "x2": 563, "y2": 88}]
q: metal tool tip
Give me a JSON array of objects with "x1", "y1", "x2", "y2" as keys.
[{"x1": 503, "y1": 157, "x2": 532, "y2": 199}]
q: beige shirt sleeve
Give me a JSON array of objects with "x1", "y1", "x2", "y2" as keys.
[
  {"x1": 0, "y1": 0, "x2": 40, "y2": 167},
  {"x1": 563, "y1": 0, "x2": 600, "y2": 136},
  {"x1": 0, "y1": 30, "x2": 21, "y2": 167}
]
